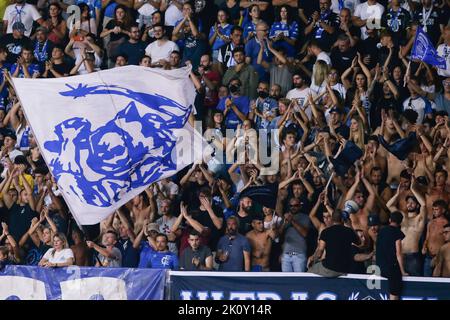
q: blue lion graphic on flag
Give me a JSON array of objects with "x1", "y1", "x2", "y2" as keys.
[{"x1": 44, "y1": 83, "x2": 191, "y2": 207}]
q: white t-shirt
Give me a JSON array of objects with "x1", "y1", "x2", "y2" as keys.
[
  {"x1": 437, "y1": 43, "x2": 450, "y2": 77},
  {"x1": 3, "y1": 4, "x2": 41, "y2": 37},
  {"x1": 331, "y1": 0, "x2": 360, "y2": 15},
  {"x1": 286, "y1": 87, "x2": 313, "y2": 118},
  {"x1": 331, "y1": 82, "x2": 347, "y2": 99},
  {"x1": 164, "y1": 3, "x2": 183, "y2": 27},
  {"x1": 43, "y1": 248, "x2": 74, "y2": 264},
  {"x1": 73, "y1": 50, "x2": 102, "y2": 75},
  {"x1": 145, "y1": 40, "x2": 179, "y2": 62},
  {"x1": 353, "y1": 2, "x2": 385, "y2": 40}
]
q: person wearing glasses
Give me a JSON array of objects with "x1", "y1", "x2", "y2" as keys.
[
  {"x1": 116, "y1": 24, "x2": 146, "y2": 65},
  {"x1": 145, "y1": 23, "x2": 179, "y2": 68},
  {"x1": 432, "y1": 223, "x2": 450, "y2": 277},
  {"x1": 279, "y1": 197, "x2": 311, "y2": 272},
  {"x1": 245, "y1": 21, "x2": 273, "y2": 82}
]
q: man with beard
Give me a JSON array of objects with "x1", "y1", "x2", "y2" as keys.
[
  {"x1": 246, "y1": 215, "x2": 276, "y2": 271},
  {"x1": 235, "y1": 196, "x2": 254, "y2": 235},
  {"x1": 369, "y1": 166, "x2": 392, "y2": 224},
  {"x1": 387, "y1": 176, "x2": 426, "y2": 276},
  {"x1": 222, "y1": 47, "x2": 259, "y2": 100},
  {"x1": 116, "y1": 24, "x2": 146, "y2": 66},
  {"x1": 286, "y1": 71, "x2": 312, "y2": 118},
  {"x1": 279, "y1": 197, "x2": 311, "y2": 272},
  {"x1": 145, "y1": 24, "x2": 179, "y2": 67},
  {"x1": 216, "y1": 216, "x2": 251, "y2": 271}
]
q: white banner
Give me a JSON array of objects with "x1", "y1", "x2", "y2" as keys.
[{"x1": 13, "y1": 66, "x2": 203, "y2": 225}]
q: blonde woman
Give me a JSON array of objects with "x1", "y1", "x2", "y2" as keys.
[
  {"x1": 39, "y1": 233, "x2": 74, "y2": 267},
  {"x1": 349, "y1": 115, "x2": 366, "y2": 150},
  {"x1": 311, "y1": 60, "x2": 329, "y2": 96}
]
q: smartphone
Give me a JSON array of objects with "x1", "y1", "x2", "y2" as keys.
[{"x1": 73, "y1": 35, "x2": 84, "y2": 42}]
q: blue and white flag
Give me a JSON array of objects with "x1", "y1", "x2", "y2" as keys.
[
  {"x1": 411, "y1": 27, "x2": 447, "y2": 69},
  {"x1": 13, "y1": 66, "x2": 206, "y2": 225}
]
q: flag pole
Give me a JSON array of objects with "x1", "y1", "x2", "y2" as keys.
[{"x1": 404, "y1": 60, "x2": 411, "y2": 87}]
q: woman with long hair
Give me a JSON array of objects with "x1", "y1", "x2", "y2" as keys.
[
  {"x1": 311, "y1": 60, "x2": 329, "y2": 96},
  {"x1": 349, "y1": 115, "x2": 366, "y2": 150},
  {"x1": 269, "y1": 5, "x2": 298, "y2": 58},
  {"x1": 242, "y1": 4, "x2": 262, "y2": 43},
  {"x1": 209, "y1": 9, "x2": 233, "y2": 62},
  {"x1": 69, "y1": 3, "x2": 97, "y2": 37},
  {"x1": 39, "y1": 233, "x2": 74, "y2": 267},
  {"x1": 100, "y1": 5, "x2": 132, "y2": 62},
  {"x1": 44, "y1": 2, "x2": 67, "y2": 45},
  {"x1": 342, "y1": 53, "x2": 374, "y2": 123}
]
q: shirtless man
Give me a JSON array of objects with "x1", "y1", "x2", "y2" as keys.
[
  {"x1": 129, "y1": 188, "x2": 156, "y2": 234},
  {"x1": 387, "y1": 176, "x2": 426, "y2": 276},
  {"x1": 362, "y1": 136, "x2": 387, "y2": 177},
  {"x1": 425, "y1": 169, "x2": 450, "y2": 221},
  {"x1": 396, "y1": 170, "x2": 414, "y2": 214},
  {"x1": 432, "y1": 223, "x2": 450, "y2": 277},
  {"x1": 246, "y1": 215, "x2": 276, "y2": 271},
  {"x1": 422, "y1": 200, "x2": 450, "y2": 276},
  {"x1": 369, "y1": 166, "x2": 392, "y2": 224},
  {"x1": 279, "y1": 129, "x2": 301, "y2": 181},
  {"x1": 344, "y1": 167, "x2": 376, "y2": 232}
]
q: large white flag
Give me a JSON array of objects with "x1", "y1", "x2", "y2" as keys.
[{"x1": 13, "y1": 66, "x2": 204, "y2": 225}]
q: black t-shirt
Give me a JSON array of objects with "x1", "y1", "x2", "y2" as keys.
[
  {"x1": 376, "y1": 225, "x2": 405, "y2": 274},
  {"x1": 46, "y1": 61, "x2": 73, "y2": 78},
  {"x1": 0, "y1": 34, "x2": 32, "y2": 64},
  {"x1": 298, "y1": 0, "x2": 320, "y2": 23},
  {"x1": 8, "y1": 203, "x2": 38, "y2": 242},
  {"x1": 236, "y1": 213, "x2": 253, "y2": 236},
  {"x1": 357, "y1": 35, "x2": 380, "y2": 70},
  {"x1": 105, "y1": 20, "x2": 130, "y2": 42},
  {"x1": 330, "y1": 46, "x2": 357, "y2": 75},
  {"x1": 381, "y1": 7, "x2": 411, "y2": 46},
  {"x1": 193, "y1": 205, "x2": 224, "y2": 251},
  {"x1": 320, "y1": 224, "x2": 359, "y2": 273},
  {"x1": 336, "y1": 24, "x2": 361, "y2": 43},
  {"x1": 414, "y1": 5, "x2": 446, "y2": 45},
  {"x1": 116, "y1": 41, "x2": 147, "y2": 65}
]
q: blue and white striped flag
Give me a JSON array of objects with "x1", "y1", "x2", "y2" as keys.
[{"x1": 13, "y1": 66, "x2": 206, "y2": 225}]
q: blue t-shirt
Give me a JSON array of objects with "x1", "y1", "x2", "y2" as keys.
[
  {"x1": 269, "y1": 21, "x2": 299, "y2": 57},
  {"x1": 242, "y1": 21, "x2": 257, "y2": 39},
  {"x1": 245, "y1": 38, "x2": 272, "y2": 81},
  {"x1": 217, "y1": 234, "x2": 251, "y2": 271},
  {"x1": 208, "y1": 24, "x2": 233, "y2": 51},
  {"x1": 10, "y1": 63, "x2": 40, "y2": 78},
  {"x1": 138, "y1": 241, "x2": 179, "y2": 269},
  {"x1": 255, "y1": 97, "x2": 278, "y2": 129},
  {"x1": 216, "y1": 95, "x2": 250, "y2": 129},
  {"x1": 117, "y1": 238, "x2": 139, "y2": 268},
  {"x1": 76, "y1": 0, "x2": 102, "y2": 20},
  {"x1": 0, "y1": 64, "x2": 11, "y2": 99}
]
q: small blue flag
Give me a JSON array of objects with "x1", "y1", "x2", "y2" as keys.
[{"x1": 411, "y1": 27, "x2": 446, "y2": 69}]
